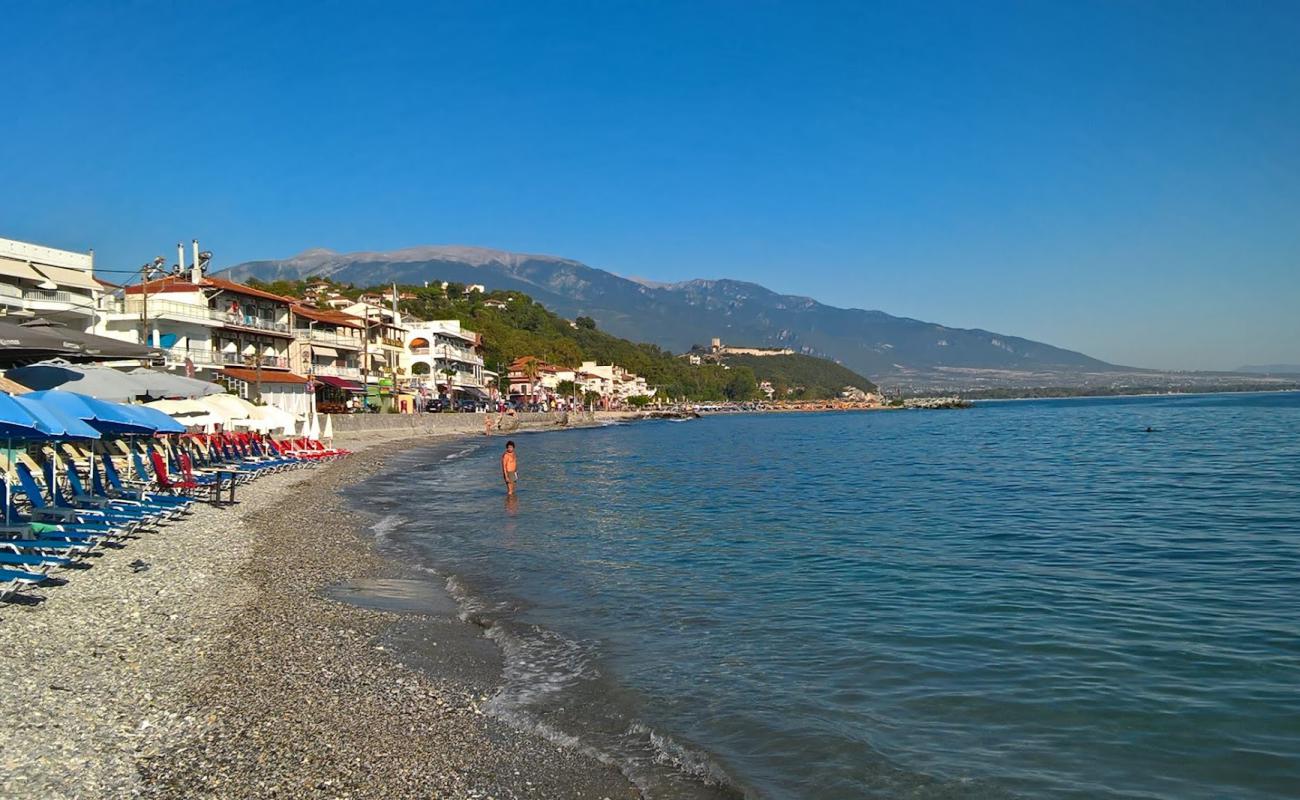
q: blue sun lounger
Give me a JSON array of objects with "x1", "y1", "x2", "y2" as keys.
[
  {"x1": 0, "y1": 566, "x2": 46, "y2": 601},
  {"x1": 13, "y1": 463, "x2": 131, "y2": 539}
]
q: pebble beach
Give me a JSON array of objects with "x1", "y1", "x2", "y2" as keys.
[{"x1": 0, "y1": 428, "x2": 640, "y2": 800}]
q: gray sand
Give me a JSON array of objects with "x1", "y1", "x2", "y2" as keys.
[{"x1": 0, "y1": 437, "x2": 639, "y2": 799}]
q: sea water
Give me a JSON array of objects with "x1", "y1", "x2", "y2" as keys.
[{"x1": 349, "y1": 392, "x2": 1300, "y2": 799}]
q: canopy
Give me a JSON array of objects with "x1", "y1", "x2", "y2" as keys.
[
  {"x1": 18, "y1": 318, "x2": 161, "y2": 361},
  {"x1": 229, "y1": 403, "x2": 296, "y2": 435},
  {"x1": 0, "y1": 393, "x2": 50, "y2": 438},
  {"x1": 199, "y1": 393, "x2": 260, "y2": 421},
  {"x1": 0, "y1": 319, "x2": 85, "y2": 367},
  {"x1": 316, "y1": 375, "x2": 365, "y2": 392},
  {"x1": 144, "y1": 398, "x2": 225, "y2": 428},
  {"x1": 25, "y1": 390, "x2": 156, "y2": 435},
  {"x1": 6, "y1": 361, "x2": 149, "y2": 403},
  {"x1": 12, "y1": 395, "x2": 101, "y2": 439},
  {"x1": 123, "y1": 404, "x2": 187, "y2": 434},
  {"x1": 126, "y1": 367, "x2": 224, "y2": 399}
]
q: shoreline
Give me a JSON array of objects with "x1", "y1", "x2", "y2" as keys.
[{"x1": 0, "y1": 422, "x2": 644, "y2": 799}]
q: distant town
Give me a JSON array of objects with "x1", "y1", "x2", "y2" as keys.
[{"x1": 2, "y1": 235, "x2": 898, "y2": 420}]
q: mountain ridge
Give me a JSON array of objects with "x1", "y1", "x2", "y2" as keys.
[{"x1": 223, "y1": 244, "x2": 1126, "y2": 384}]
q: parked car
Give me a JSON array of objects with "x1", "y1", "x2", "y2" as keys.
[{"x1": 455, "y1": 398, "x2": 481, "y2": 413}]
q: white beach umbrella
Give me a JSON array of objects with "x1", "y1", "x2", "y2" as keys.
[
  {"x1": 322, "y1": 414, "x2": 334, "y2": 443},
  {"x1": 144, "y1": 398, "x2": 224, "y2": 428},
  {"x1": 247, "y1": 404, "x2": 297, "y2": 436},
  {"x1": 308, "y1": 413, "x2": 321, "y2": 441},
  {"x1": 199, "y1": 393, "x2": 259, "y2": 421}
]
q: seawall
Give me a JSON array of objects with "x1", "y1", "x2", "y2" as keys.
[{"x1": 327, "y1": 411, "x2": 610, "y2": 445}]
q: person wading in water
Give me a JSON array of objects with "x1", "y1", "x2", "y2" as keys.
[{"x1": 501, "y1": 440, "x2": 518, "y2": 495}]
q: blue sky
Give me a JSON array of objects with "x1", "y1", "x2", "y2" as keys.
[{"x1": 3, "y1": 0, "x2": 1297, "y2": 370}]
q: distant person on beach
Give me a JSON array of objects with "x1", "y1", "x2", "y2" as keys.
[{"x1": 501, "y1": 440, "x2": 518, "y2": 495}]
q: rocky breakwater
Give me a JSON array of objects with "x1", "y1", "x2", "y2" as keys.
[{"x1": 902, "y1": 396, "x2": 973, "y2": 409}]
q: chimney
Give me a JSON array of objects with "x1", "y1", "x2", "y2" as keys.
[
  {"x1": 177, "y1": 242, "x2": 185, "y2": 276},
  {"x1": 191, "y1": 239, "x2": 202, "y2": 283}
]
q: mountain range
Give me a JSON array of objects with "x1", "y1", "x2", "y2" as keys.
[{"x1": 223, "y1": 245, "x2": 1125, "y2": 387}]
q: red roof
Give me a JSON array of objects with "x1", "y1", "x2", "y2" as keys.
[
  {"x1": 220, "y1": 367, "x2": 310, "y2": 384},
  {"x1": 201, "y1": 276, "x2": 295, "y2": 303},
  {"x1": 123, "y1": 274, "x2": 295, "y2": 304},
  {"x1": 123, "y1": 276, "x2": 204, "y2": 295},
  {"x1": 291, "y1": 304, "x2": 364, "y2": 329}
]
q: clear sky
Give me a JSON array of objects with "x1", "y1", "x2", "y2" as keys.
[{"x1": 3, "y1": 1, "x2": 1297, "y2": 370}]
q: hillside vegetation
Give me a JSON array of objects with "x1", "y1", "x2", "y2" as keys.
[
  {"x1": 721, "y1": 353, "x2": 876, "y2": 399},
  {"x1": 249, "y1": 278, "x2": 762, "y2": 400},
  {"x1": 251, "y1": 277, "x2": 876, "y2": 400}
]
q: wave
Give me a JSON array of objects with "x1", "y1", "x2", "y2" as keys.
[
  {"x1": 441, "y1": 573, "x2": 745, "y2": 799},
  {"x1": 368, "y1": 513, "x2": 405, "y2": 545}
]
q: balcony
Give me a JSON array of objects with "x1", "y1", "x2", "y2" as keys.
[
  {"x1": 159, "y1": 346, "x2": 223, "y2": 367},
  {"x1": 23, "y1": 288, "x2": 95, "y2": 315},
  {"x1": 220, "y1": 352, "x2": 289, "y2": 369},
  {"x1": 0, "y1": 283, "x2": 22, "y2": 306},
  {"x1": 298, "y1": 328, "x2": 364, "y2": 350},
  {"x1": 312, "y1": 364, "x2": 362, "y2": 378},
  {"x1": 124, "y1": 298, "x2": 292, "y2": 336}
]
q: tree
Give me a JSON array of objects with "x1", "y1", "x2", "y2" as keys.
[
  {"x1": 575, "y1": 316, "x2": 597, "y2": 330},
  {"x1": 556, "y1": 379, "x2": 577, "y2": 401},
  {"x1": 723, "y1": 367, "x2": 758, "y2": 401},
  {"x1": 522, "y1": 358, "x2": 541, "y2": 404},
  {"x1": 626, "y1": 394, "x2": 652, "y2": 408}
]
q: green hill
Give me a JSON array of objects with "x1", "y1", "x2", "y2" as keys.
[
  {"x1": 720, "y1": 353, "x2": 877, "y2": 400},
  {"x1": 248, "y1": 277, "x2": 761, "y2": 400}
]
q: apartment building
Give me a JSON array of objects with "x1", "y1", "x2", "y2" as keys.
[{"x1": 0, "y1": 236, "x2": 101, "y2": 328}]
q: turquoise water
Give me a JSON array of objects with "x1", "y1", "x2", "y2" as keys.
[{"x1": 353, "y1": 393, "x2": 1300, "y2": 799}]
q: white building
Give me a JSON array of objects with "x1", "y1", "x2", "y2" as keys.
[
  {"x1": 0, "y1": 236, "x2": 102, "y2": 329},
  {"x1": 340, "y1": 301, "x2": 410, "y2": 410},
  {"x1": 405, "y1": 319, "x2": 494, "y2": 402},
  {"x1": 95, "y1": 250, "x2": 312, "y2": 419}
]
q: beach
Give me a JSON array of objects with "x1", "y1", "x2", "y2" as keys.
[{"x1": 0, "y1": 418, "x2": 641, "y2": 799}]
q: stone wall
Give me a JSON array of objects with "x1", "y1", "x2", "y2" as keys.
[{"x1": 328, "y1": 411, "x2": 597, "y2": 443}]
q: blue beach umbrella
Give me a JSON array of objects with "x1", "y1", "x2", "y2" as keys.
[
  {"x1": 25, "y1": 390, "x2": 154, "y2": 435},
  {"x1": 13, "y1": 395, "x2": 102, "y2": 439},
  {"x1": 0, "y1": 394, "x2": 56, "y2": 526},
  {"x1": 0, "y1": 394, "x2": 47, "y2": 438},
  {"x1": 123, "y1": 404, "x2": 186, "y2": 434}
]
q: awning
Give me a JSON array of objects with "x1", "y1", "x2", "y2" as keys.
[
  {"x1": 315, "y1": 375, "x2": 365, "y2": 392},
  {"x1": 0, "y1": 257, "x2": 43, "y2": 282},
  {"x1": 30, "y1": 264, "x2": 99, "y2": 291},
  {"x1": 311, "y1": 345, "x2": 339, "y2": 358},
  {"x1": 460, "y1": 385, "x2": 491, "y2": 400},
  {"x1": 220, "y1": 367, "x2": 310, "y2": 385}
]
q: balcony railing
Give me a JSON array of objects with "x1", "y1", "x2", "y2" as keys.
[
  {"x1": 297, "y1": 328, "x2": 364, "y2": 348},
  {"x1": 220, "y1": 352, "x2": 289, "y2": 369},
  {"x1": 124, "y1": 298, "x2": 291, "y2": 334},
  {"x1": 22, "y1": 289, "x2": 95, "y2": 313},
  {"x1": 160, "y1": 347, "x2": 223, "y2": 367},
  {"x1": 312, "y1": 364, "x2": 362, "y2": 378}
]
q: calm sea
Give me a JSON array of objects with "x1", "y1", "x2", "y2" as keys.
[{"x1": 349, "y1": 393, "x2": 1300, "y2": 799}]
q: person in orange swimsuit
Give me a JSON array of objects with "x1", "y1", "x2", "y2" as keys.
[{"x1": 501, "y1": 440, "x2": 518, "y2": 495}]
